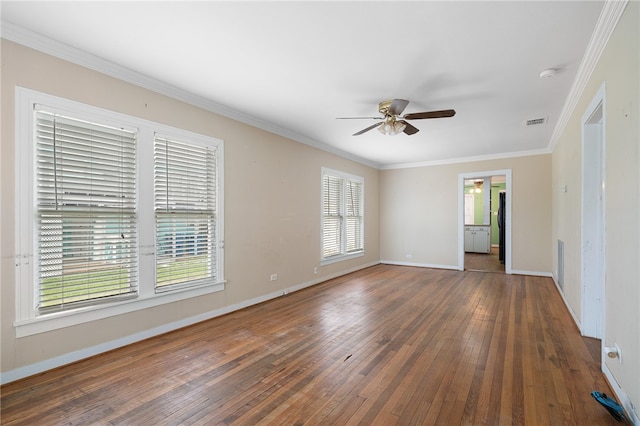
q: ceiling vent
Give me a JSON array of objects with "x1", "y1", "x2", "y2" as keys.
[{"x1": 524, "y1": 117, "x2": 547, "y2": 126}]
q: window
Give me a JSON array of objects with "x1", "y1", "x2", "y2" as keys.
[
  {"x1": 321, "y1": 168, "x2": 364, "y2": 264},
  {"x1": 35, "y1": 110, "x2": 138, "y2": 313},
  {"x1": 15, "y1": 88, "x2": 224, "y2": 337},
  {"x1": 154, "y1": 135, "x2": 218, "y2": 290}
]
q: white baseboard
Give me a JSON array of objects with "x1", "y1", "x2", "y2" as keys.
[
  {"x1": 510, "y1": 269, "x2": 553, "y2": 277},
  {"x1": 551, "y1": 276, "x2": 638, "y2": 425},
  {"x1": 380, "y1": 260, "x2": 460, "y2": 271},
  {"x1": 382, "y1": 261, "x2": 558, "y2": 278},
  {"x1": 603, "y1": 363, "x2": 640, "y2": 425},
  {"x1": 0, "y1": 261, "x2": 379, "y2": 385},
  {"x1": 551, "y1": 274, "x2": 581, "y2": 331}
]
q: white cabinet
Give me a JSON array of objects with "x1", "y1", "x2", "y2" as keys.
[{"x1": 465, "y1": 226, "x2": 490, "y2": 253}]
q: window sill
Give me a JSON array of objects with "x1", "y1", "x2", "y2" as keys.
[
  {"x1": 14, "y1": 281, "x2": 225, "y2": 338},
  {"x1": 320, "y1": 251, "x2": 364, "y2": 266}
]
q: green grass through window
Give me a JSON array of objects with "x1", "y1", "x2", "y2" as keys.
[{"x1": 40, "y1": 255, "x2": 211, "y2": 309}]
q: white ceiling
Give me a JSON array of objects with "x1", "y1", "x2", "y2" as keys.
[{"x1": 1, "y1": 1, "x2": 605, "y2": 168}]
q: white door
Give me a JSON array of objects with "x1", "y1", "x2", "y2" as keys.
[{"x1": 464, "y1": 194, "x2": 475, "y2": 225}]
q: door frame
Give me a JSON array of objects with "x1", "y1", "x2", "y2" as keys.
[
  {"x1": 581, "y1": 83, "x2": 606, "y2": 339},
  {"x1": 458, "y1": 169, "x2": 512, "y2": 273}
]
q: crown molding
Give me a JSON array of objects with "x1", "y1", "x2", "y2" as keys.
[
  {"x1": 380, "y1": 148, "x2": 551, "y2": 170},
  {"x1": 1, "y1": 21, "x2": 381, "y2": 169},
  {"x1": 547, "y1": 0, "x2": 629, "y2": 152}
]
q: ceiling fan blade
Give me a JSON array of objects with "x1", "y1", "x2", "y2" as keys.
[
  {"x1": 401, "y1": 121, "x2": 419, "y2": 135},
  {"x1": 353, "y1": 122, "x2": 383, "y2": 136},
  {"x1": 389, "y1": 99, "x2": 410, "y2": 116},
  {"x1": 403, "y1": 109, "x2": 456, "y2": 120},
  {"x1": 336, "y1": 116, "x2": 384, "y2": 120}
]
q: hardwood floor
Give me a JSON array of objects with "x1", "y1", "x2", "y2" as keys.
[
  {"x1": 465, "y1": 247, "x2": 505, "y2": 273},
  {"x1": 1, "y1": 265, "x2": 618, "y2": 425}
]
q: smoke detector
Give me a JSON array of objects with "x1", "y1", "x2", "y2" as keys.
[{"x1": 539, "y1": 68, "x2": 557, "y2": 78}]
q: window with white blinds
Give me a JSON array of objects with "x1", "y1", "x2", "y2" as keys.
[
  {"x1": 35, "y1": 110, "x2": 138, "y2": 313},
  {"x1": 154, "y1": 136, "x2": 217, "y2": 290},
  {"x1": 345, "y1": 179, "x2": 364, "y2": 253},
  {"x1": 322, "y1": 174, "x2": 343, "y2": 258},
  {"x1": 15, "y1": 88, "x2": 225, "y2": 335},
  {"x1": 321, "y1": 168, "x2": 364, "y2": 263}
]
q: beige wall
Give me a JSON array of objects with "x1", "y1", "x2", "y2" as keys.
[
  {"x1": 380, "y1": 155, "x2": 552, "y2": 274},
  {"x1": 551, "y1": 1, "x2": 639, "y2": 416},
  {"x1": 0, "y1": 40, "x2": 380, "y2": 375}
]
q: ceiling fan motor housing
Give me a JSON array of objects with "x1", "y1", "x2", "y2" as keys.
[{"x1": 378, "y1": 100, "x2": 394, "y2": 116}]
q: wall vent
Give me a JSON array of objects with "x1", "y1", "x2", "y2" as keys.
[
  {"x1": 524, "y1": 117, "x2": 547, "y2": 126},
  {"x1": 557, "y1": 240, "x2": 565, "y2": 290}
]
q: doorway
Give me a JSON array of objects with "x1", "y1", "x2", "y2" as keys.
[
  {"x1": 581, "y1": 84, "x2": 606, "y2": 339},
  {"x1": 458, "y1": 170, "x2": 512, "y2": 273}
]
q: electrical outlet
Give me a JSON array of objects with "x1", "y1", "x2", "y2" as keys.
[
  {"x1": 313, "y1": 267, "x2": 318, "y2": 274},
  {"x1": 406, "y1": 254, "x2": 413, "y2": 259},
  {"x1": 270, "y1": 273, "x2": 278, "y2": 281}
]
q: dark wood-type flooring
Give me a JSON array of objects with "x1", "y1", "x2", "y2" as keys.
[
  {"x1": 465, "y1": 247, "x2": 505, "y2": 273},
  {"x1": 1, "y1": 265, "x2": 617, "y2": 425}
]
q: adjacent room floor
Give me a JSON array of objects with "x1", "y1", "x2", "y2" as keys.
[{"x1": 465, "y1": 246, "x2": 505, "y2": 273}]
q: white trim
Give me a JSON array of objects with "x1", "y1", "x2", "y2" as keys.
[
  {"x1": 1, "y1": 261, "x2": 378, "y2": 385},
  {"x1": 381, "y1": 148, "x2": 550, "y2": 170},
  {"x1": 320, "y1": 251, "x2": 365, "y2": 266},
  {"x1": 321, "y1": 167, "x2": 364, "y2": 184},
  {"x1": 458, "y1": 169, "x2": 512, "y2": 274},
  {"x1": 380, "y1": 261, "x2": 553, "y2": 277},
  {"x1": 552, "y1": 274, "x2": 581, "y2": 331},
  {"x1": 603, "y1": 363, "x2": 640, "y2": 425},
  {"x1": 580, "y1": 82, "x2": 606, "y2": 339},
  {"x1": 289, "y1": 261, "x2": 379, "y2": 293},
  {"x1": 380, "y1": 260, "x2": 459, "y2": 270},
  {"x1": 548, "y1": 0, "x2": 629, "y2": 153},
  {"x1": 0, "y1": 21, "x2": 380, "y2": 170},
  {"x1": 510, "y1": 270, "x2": 553, "y2": 278}
]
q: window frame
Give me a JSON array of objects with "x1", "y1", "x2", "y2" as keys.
[
  {"x1": 320, "y1": 167, "x2": 364, "y2": 265},
  {"x1": 14, "y1": 87, "x2": 225, "y2": 338}
]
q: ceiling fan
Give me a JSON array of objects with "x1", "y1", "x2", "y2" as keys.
[{"x1": 338, "y1": 99, "x2": 455, "y2": 136}]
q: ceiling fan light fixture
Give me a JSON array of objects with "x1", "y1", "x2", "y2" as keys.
[
  {"x1": 378, "y1": 122, "x2": 390, "y2": 135},
  {"x1": 378, "y1": 118, "x2": 406, "y2": 136}
]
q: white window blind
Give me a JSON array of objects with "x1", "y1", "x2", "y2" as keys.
[
  {"x1": 322, "y1": 174, "x2": 343, "y2": 258},
  {"x1": 36, "y1": 110, "x2": 138, "y2": 313},
  {"x1": 321, "y1": 169, "x2": 364, "y2": 261},
  {"x1": 345, "y1": 179, "x2": 363, "y2": 253},
  {"x1": 154, "y1": 136, "x2": 217, "y2": 290}
]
